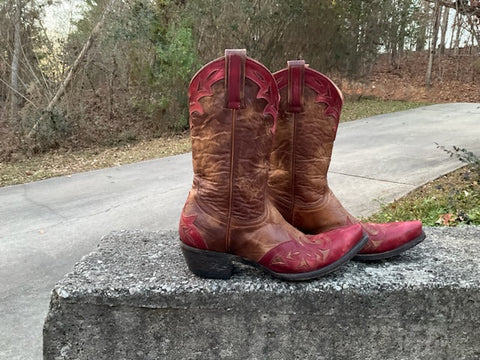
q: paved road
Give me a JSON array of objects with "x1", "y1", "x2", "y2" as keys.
[{"x1": 1, "y1": 103, "x2": 480, "y2": 359}]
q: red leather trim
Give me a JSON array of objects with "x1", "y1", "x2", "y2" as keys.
[
  {"x1": 305, "y1": 68, "x2": 343, "y2": 127},
  {"x1": 188, "y1": 58, "x2": 224, "y2": 118},
  {"x1": 245, "y1": 59, "x2": 279, "y2": 133},
  {"x1": 258, "y1": 223, "x2": 363, "y2": 273},
  {"x1": 274, "y1": 64, "x2": 343, "y2": 127},
  {"x1": 189, "y1": 51, "x2": 279, "y2": 133},
  {"x1": 287, "y1": 60, "x2": 305, "y2": 113},
  {"x1": 274, "y1": 69, "x2": 288, "y2": 90},
  {"x1": 179, "y1": 212, "x2": 208, "y2": 250},
  {"x1": 358, "y1": 220, "x2": 423, "y2": 254},
  {"x1": 225, "y1": 49, "x2": 246, "y2": 109}
]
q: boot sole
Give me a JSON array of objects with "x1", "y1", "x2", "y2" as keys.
[
  {"x1": 180, "y1": 234, "x2": 369, "y2": 282},
  {"x1": 352, "y1": 231, "x2": 426, "y2": 261}
]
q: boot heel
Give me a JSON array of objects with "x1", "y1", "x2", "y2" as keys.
[{"x1": 180, "y1": 243, "x2": 234, "y2": 279}]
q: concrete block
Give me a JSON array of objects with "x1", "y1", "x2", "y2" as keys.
[{"x1": 43, "y1": 227, "x2": 480, "y2": 360}]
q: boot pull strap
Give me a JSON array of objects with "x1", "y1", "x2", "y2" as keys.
[
  {"x1": 287, "y1": 60, "x2": 305, "y2": 113},
  {"x1": 225, "y1": 49, "x2": 246, "y2": 109}
]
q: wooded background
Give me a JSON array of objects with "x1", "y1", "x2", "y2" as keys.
[{"x1": 1, "y1": 0, "x2": 479, "y2": 161}]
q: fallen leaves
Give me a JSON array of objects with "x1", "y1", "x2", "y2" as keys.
[
  {"x1": 367, "y1": 165, "x2": 480, "y2": 226},
  {"x1": 341, "y1": 51, "x2": 480, "y2": 104},
  {"x1": 436, "y1": 213, "x2": 457, "y2": 226}
]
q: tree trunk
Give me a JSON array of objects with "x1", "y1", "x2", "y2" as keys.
[
  {"x1": 108, "y1": 54, "x2": 117, "y2": 120},
  {"x1": 439, "y1": 6, "x2": 449, "y2": 55},
  {"x1": 390, "y1": 42, "x2": 398, "y2": 68},
  {"x1": 10, "y1": 0, "x2": 22, "y2": 118},
  {"x1": 454, "y1": 13, "x2": 462, "y2": 55},
  {"x1": 470, "y1": 23, "x2": 480, "y2": 54},
  {"x1": 425, "y1": 1, "x2": 441, "y2": 89},
  {"x1": 472, "y1": 25, "x2": 480, "y2": 52},
  {"x1": 416, "y1": 1, "x2": 430, "y2": 51},
  {"x1": 449, "y1": 13, "x2": 456, "y2": 50}
]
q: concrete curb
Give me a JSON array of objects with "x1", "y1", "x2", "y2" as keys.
[{"x1": 44, "y1": 226, "x2": 480, "y2": 359}]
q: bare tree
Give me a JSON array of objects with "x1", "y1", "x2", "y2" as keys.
[
  {"x1": 439, "y1": 6, "x2": 450, "y2": 54},
  {"x1": 10, "y1": 0, "x2": 21, "y2": 117},
  {"x1": 453, "y1": 9, "x2": 464, "y2": 54},
  {"x1": 426, "y1": 1, "x2": 442, "y2": 89},
  {"x1": 424, "y1": 0, "x2": 480, "y2": 50}
]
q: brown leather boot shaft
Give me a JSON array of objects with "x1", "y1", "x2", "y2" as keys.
[
  {"x1": 269, "y1": 87, "x2": 337, "y2": 209},
  {"x1": 189, "y1": 53, "x2": 276, "y2": 226},
  {"x1": 269, "y1": 61, "x2": 355, "y2": 232},
  {"x1": 183, "y1": 50, "x2": 283, "y2": 254}
]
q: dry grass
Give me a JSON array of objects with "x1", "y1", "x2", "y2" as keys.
[
  {"x1": 0, "y1": 134, "x2": 191, "y2": 187},
  {"x1": 341, "y1": 97, "x2": 429, "y2": 122}
]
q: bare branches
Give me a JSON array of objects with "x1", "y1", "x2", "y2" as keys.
[
  {"x1": 0, "y1": 77, "x2": 38, "y2": 109},
  {"x1": 424, "y1": 0, "x2": 480, "y2": 17},
  {"x1": 27, "y1": 0, "x2": 116, "y2": 138},
  {"x1": 10, "y1": 0, "x2": 21, "y2": 116}
]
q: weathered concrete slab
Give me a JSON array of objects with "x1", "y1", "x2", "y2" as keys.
[{"x1": 44, "y1": 226, "x2": 480, "y2": 360}]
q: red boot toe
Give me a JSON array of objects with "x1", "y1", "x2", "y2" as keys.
[{"x1": 354, "y1": 220, "x2": 425, "y2": 261}]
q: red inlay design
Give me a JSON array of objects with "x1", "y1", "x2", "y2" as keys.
[
  {"x1": 188, "y1": 54, "x2": 279, "y2": 133},
  {"x1": 358, "y1": 220, "x2": 423, "y2": 254},
  {"x1": 179, "y1": 213, "x2": 208, "y2": 250},
  {"x1": 258, "y1": 233, "x2": 337, "y2": 274},
  {"x1": 259, "y1": 238, "x2": 324, "y2": 273},
  {"x1": 246, "y1": 62, "x2": 279, "y2": 133},
  {"x1": 259, "y1": 224, "x2": 363, "y2": 273},
  {"x1": 274, "y1": 65, "x2": 343, "y2": 129},
  {"x1": 188, "y1": 58, "x2": 224, "y2": 118},
  {"x1": 305, "y1": 69, "x2": 343, "y2": 128}
]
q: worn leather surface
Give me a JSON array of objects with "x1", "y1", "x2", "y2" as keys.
[
  {"x1": 179, "y1": 51, "x2": 365, "y2": 273},
  {"x1": 269, "y1": 61, "x2": 423, "y2": 255}
]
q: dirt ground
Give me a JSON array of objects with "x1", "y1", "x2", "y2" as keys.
[{"x1": 341, "y1": 49, "x2": 480, "y2": 103}]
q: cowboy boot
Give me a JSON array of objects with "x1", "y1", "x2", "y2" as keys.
[
  {"x1": 268, "y1": 60, "x2": 425, "y2": 261},
  {"x1": 179, "y1": 50, "x2": 368, "y2": 281}
]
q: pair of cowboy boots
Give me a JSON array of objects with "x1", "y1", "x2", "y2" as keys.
[{"x1": 179, "y1": 49, "x2": 425, "y2": 281}]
